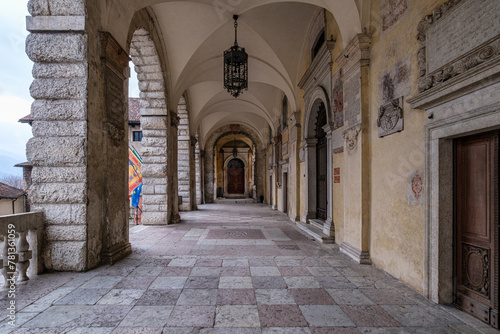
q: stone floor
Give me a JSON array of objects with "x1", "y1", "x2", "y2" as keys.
[{"x1": 1, "y1": 203, "x2": 498, "y2": 333}]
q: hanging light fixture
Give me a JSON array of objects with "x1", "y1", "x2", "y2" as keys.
[{"x1": 224, "y1": 15, "x2": 248, "y2": 98}]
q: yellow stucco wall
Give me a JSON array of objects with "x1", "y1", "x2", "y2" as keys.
[
  {"x1": 366, "y1": 0, "x2": 446, "y2": 292},
  {"x1": 0, "y1": 197, "x2": 26, "y2": 216},
  {"x1": 332, "y1": 153, "x2": 344, "y2": 244}
]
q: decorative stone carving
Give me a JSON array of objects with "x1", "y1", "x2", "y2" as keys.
[
  {"x1": 343, "y1": 124, "x2": 361, "y2": 152},
  {"x1": 415, "y1": 0, "x2": 500, "y2": 93},
  {"x1": 377, "y1": 97, "x2": 403, "y2": 137},
  {"x1": 462, "y1": 244, "x2": 489, "y2": 296}
]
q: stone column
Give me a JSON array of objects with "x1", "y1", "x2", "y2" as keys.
[
  {"x1": 288, "y1": 112, "x2": 301, "y2": 221},
  {"x1": 337, "y1": 34, "x2": 371, "y2": 264},
  {"x1": 177, "y1": 98, "x2": 191, "y2": 211},
  {"x1": 169, "y1": 113, "x2": 180, "y2": 223},
  {"x1": 195, "y1": 135, "x2": 202, "y2": 206},
  {"x1": 323, "y1": 124, "x2": 335, "y2": 236},
  {"x1": 302, "y1": 138, "x2": 317, "y2": 223}
]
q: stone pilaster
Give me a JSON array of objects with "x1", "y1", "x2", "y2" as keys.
[
  {"x1": 26, "y1": 0, "x2": 90, "y2": 271},
  {"x1": 288, "y1": 112, "x2": 301, "y2": 222},
  {"x1": 323, "y1": 123, "x2": 335, "y2": 237},
  {"x1": 177, "y1": 98, "x2": 191, "y2": 211},
  {"x1": 195, "y1": 134, "x2": 202, "y2": 206},
  {"x1": 302, "y1": 138, "x2": 317, "y2": 223},
  {"x1": 169, "y1": 113, "x2": 180, "y2": 223},
  {"x1": 336, "y1": 34, "x2": 371, "y2": 264}
]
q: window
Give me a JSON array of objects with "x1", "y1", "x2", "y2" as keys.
[
  {"x1": 311, "y1": 29, "x2": 325, "y2": 61},
  {"x1": 282, "y1": 95, "x2": 288, "y2": 130},
  {"x1": 133, "y1": 131, "x2": 143, "y2": 142}
]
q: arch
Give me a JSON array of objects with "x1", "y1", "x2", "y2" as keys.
[{"x1": 304, "y1": 86, "x2": 331, "y2": 140}]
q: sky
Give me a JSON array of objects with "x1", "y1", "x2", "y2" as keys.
[{"x1": 0, "y1": 0, "x2": 141, "y2": 164}]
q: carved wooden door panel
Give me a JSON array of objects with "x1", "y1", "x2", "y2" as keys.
[
  {"x1": 316, "y1": 138, "x2": 327, "y2": 220},
  {"x1": 455, "y1": 131, "x2": 499, "y2": 328}
]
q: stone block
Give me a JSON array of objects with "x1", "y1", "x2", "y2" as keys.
[
  {"x1": 137, "y1": 72, "x2": 165, "y2": 82},
  {"x1": 178, "y1": 172, "x2": 189, "y2": 180},
  {"x1": 46, "y1": 225, "x2": 86, "y2": 241},
  {"x1": 31, "y1": 166, "x2": 86, "y2": 183},
  {"x1": 141, "y1": 212, "x2": 168, "y2": 225},
  {"x1": 141, "y1": 146, "x2": 167, "y2": 157},
  {"x1": 140, "y1": 108, "x2": 168, "y2": 116},
  {"x1": 142, "y1": 204, "x2": 167, "y2": 212},
  {"x1": 43, "y1": 241, "x2": 87, "y2": 271},
  {"x1": 142, "y1": 178, "x2": 166, "y2": 187},
  {"x1": 26, "y1": 33, "x2": 86, "y2": 62},
  {"x1": 32, "y1": 121, "x2": 86, "y2": 137},
  {"x1": 142, "y1": 137, "x2": 167, "y2": 147},
  {"x1": 31, "y1": 99, "x2": 86, "y2": 121},
  {"x1": 26, "y1": 15, "x2": 85, "y2": 32},
  {"x1": 32, "y1": 203, "x2": 86, "y2": 225},
  {"x1": 142, "y1": 129, "x2": 168, "y2": 138},
  {"x1": 139, "y1": 91, "x2": 165, "y2": 99},
  {"x1": 135, "y1": 64, "x2": 162, "y2": 73},
  {"x1": 27, "y1": 137, "x2": 86, "y2": 166},
  {"x1": 28, "y1": 0, "x2": 85, "y2": 16},
  {"x1": 30, "y1": 182, "x2": 86, "y2": 204},
  {"x1": 141, "y1": 116, "x2": 168, "y2": 130},
  {"x1": 142, "y1": 155, "x2": 167, "y2": 164},
  {"x1": 33, "y1": 63, "x2": 87, "y2": 79},
  {"x1": 140, "y1": 98, "x2": 166, "y2": 109},
  {"x1": 142, "y1": 195, "x2": 167, "y2": 205},
  {"x1": 142, "y1": 185, "x2": 155, "y2": 195},
  {"x1": 154, "y1": 185, "x2": 167, "y2": 194},
  {"x1": 142, "y1": 164, "x2": 167, "y2": 177},
  {"x1": 134, "y1": 55, "x2": 162, "y2": 67},
  {"x1": 30, "y1": 78, "x2": 87, "y2": 100}
]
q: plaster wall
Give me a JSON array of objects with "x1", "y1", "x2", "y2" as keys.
[
  {"x1": 365, "y1": 0, "x2": 447, "y2": 291},
  {"x1": 332, "y1": 153, "x2": 344, "y2": 244},
  {"x1": 0, "y1": 198, "x2": 26, "y2": 216}
]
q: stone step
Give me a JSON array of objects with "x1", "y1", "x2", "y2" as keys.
[
  {"x1": 309, "y1": 219, "x2": 324, "y2": 230},
  {"x1": 295, "y1": 221, "x2": 334, "y2": 244}
]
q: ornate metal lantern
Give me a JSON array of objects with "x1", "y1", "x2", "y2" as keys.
[{"x1": 224, "y1": 15, "x2": 248, "y2": 98}]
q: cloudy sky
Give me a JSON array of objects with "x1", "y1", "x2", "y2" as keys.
[{"x1": 0, "y1": 1, "x2": 140, "y2": 164}]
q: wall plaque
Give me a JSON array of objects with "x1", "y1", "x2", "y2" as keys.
[
  {"x1": 407, "y1": 169, "x2": 424, "y2": 206},
  {"x1": 377, "y1": 97, "x2": 403, "y2": 138}
]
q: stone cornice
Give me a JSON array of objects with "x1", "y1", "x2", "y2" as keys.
[{"x1": 298, "y1": 41, "x2": 334, "y2": 94}]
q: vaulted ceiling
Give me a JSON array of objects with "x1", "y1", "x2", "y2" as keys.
[{"x1": 104, "y1": 0, "x2": 364, "y2": 147}]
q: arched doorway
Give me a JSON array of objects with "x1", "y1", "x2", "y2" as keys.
[
  {"x1": 227, "y1": 158, "x2": 245, "y2": 195},
  {"x1": 315, "y1": 102, "x2": 327, "y2": 220}
]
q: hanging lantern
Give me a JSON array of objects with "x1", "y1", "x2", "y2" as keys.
[
  {"x1": 224, "y1": 15, "x2": 248, "y2": 98},
  {"x1": 232, "y1": 147, "x2": 238, "y2": 158}
]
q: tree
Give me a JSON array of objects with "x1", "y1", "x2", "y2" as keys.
[{"x1": 0, "y1": 175, "x2": 23, "y2": 189}]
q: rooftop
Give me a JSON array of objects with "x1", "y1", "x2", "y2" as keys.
[{"x1": 0, "y1": 182, "x2": 25, "y2": 199}]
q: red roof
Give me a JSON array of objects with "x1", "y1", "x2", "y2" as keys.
[
  {"x1": 0, "y1": 182, "x2": 25, "y2": 199},
  {"x1": 19, "y1": 98, "x2": 141, "y2": 124}
]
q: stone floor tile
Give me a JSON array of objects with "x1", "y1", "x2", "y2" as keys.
[
  {"x1": 299, "y1": 305, "x2": 355, "y2": 327},
  {"x1": 168, "y1": 258, "x2": 197, "y2": 267},
  {"x1": 221, "y1": 267, "x2": 251, "y2": 276},
  {"x1": 135, "y1": 289, "x2": 181, "y2": 306},
  {"x1": 249, "y1": 258, "x2": 276, "y2": 267},
  {"x1": 80, "y1": 276, "x2": 123, "y2": 290},
  {"x1": 97, "y1": 289, "x2": 145, "y2": 305},
  {"x1": 255, "y1": 289, "x2": 295, "y2": 305},
  {"x1": 223, "y1": 259, "x2": 250, "y2": 267},
  {"x1": 184, "y1": 276, "x2": 220, "y2": 289},
  {"x1": 289, "y1": 288, "x2": 335, "y2": 305},
  {"x1": 113, "y1": 276, "x2": 155, "y2": 290},
  {"x1": 217, "y1": 289, "x2": 257, "y2": 305},
  {"x1": 167, "y1": 305, "x2": 216, "y2": 327},
  {"x1": 251, "y1": 277, "x2": 287, "y2": 289},
  {"x1": 380, "y1": 305, "x2": 453, "y2": 327},
  {"x1": 212, "y1": 328, "x2": 262, "y2": 334},
  {"x1": 0, "y1": 312, "x2": 38, "y2": 333},
  {"x1": 219, "y1": 276, "x2": 253, "y2": 289},
  {"x1": 215, "y1": 305, "x2": 260, "y2": 327},
  {"x1": 21, "y1": 287, "x2": 75, "y2": 313},
  {"x1": 327, "y1": 289, "x2": 375, "y2": 305},
  {"x1": 149, "y1": 276, "x2": 188, "y2": 289},
  {"x1": 274, "y1": 258, "x2": 302, "y2": 267},
  {"x1": 196, "y1": 259, "x2": 223, "y2": 267},
  {"x1": 118, "y1": 305, "x2": 173, "y2": 327},
  {"x1": 261, "y1": 328, "x2": 311, "y2": 334},
  {"x1": 190, "y1": 267, "x2": 221, "y2": 276},
  {"x1": 160, "y1": 267, "x2": 193, "y2": 277},
  {"x1": 53, "y1": 288, "x2": 108, "y2": 305},
  {"x1": 97, "y1": 266, "x2": 136, "y2": 277},
  {"x1": 140, "y1": 258, "x2": 172, "y2": 267},
  {"x1": 311, "y1": 328, "x2": 362, "y2": 334},
  {"x1": 315, "y1": 276, "x2": 356, "y2": 289},
  {"x1": 75, "y1": 305, "x2": 133, "y2": 327},
  {"x1": 129, "y1": 266, "x2": 163, "y2": 277},
  {"x1": 177, "y1": 289, "x2": 218, "y2": 306},
  {"x1": 113, "y1": 258, "x2": 144, "y2": 267},
  {"x1": 65, "y1": 327, "x2": 115, "y2": 333},
  {"x1": 357, "y1": 328, "x2": 411, "y2": 334},
  {"x1": 361, "y1": 289, "x2": 416, "y2": 305},
  {"x1": 283, "y1": 277, "x2": 320, "y2": 289},
  {"x1": 258, "y1": 305, "x2": 308, "y2": 327},
  {"x1": 307, "y1": 267, "x2": 340, "y2": 276},
  {"x1": 23, "y1": 305, "x2": 90, "y2": 327},
  {"x1": 341, "y1": 305, "x2": 401, "y2": 327},
  {"x1": 250, "y1": 267, "x2": 281, "y2": 277},
  {"x1": 112, "y1": 328, "x2": 163, "y2": 334}
]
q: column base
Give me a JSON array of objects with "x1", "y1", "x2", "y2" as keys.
[
  {"x1": 323, "y1": 218, "x2": 335, "y2": 237},
  {"x1": 302, "y1": 211, "x2": 316, "y2": 224},
  {"x1": 170, "y1": 213, "x2": 181, "y2": 224},
  {"x1": 289, "y1": 214, "x2": 300, "y2": 222},
  {"x1": 101, "y1": 241, "x2": 132, "y2": 265},
  {"x1": 340, "y1": 242, "x2": 371, "y2": 265},
  {"x1": 271, "y1": 205, "x2": 277, "y2": 210}
]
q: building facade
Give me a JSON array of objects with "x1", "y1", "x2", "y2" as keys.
[{"x1": 23, "y1": 0, "x2": 500, "y2": 327}]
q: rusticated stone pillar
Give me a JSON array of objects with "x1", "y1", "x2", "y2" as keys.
[
  {"x1": 26, "y1": 0, "x2": 132, "y2": 270},
  {"x1": 177, "y1": 98, "x2": 192, "y2": 211}
]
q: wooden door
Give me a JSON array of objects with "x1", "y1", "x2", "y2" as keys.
[
  {"x1": 227, "y1": 159, "x2": 245, "y2": 194},
  {"x1": 316, "y1": 138, "x2": 327, "y2": 220},
  {"x1": 455, "y1": 131, "x2": 499, "y2": 328}
]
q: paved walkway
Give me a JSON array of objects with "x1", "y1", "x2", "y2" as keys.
[{"x1": 1, "y1": 203, "x2": 497, "y2": 333}]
